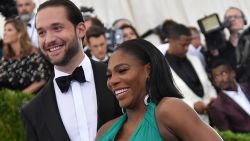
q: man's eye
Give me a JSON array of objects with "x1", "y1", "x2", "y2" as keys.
[
  {"x1": 54, "y1": 26, "x2": 63, "y2": 31},
  {"x1": 38, "y1": 31, "x2": 45, "y2": 37},
  {"x1": 106, "y1": 73, "x2": 112, "y2": 79}
]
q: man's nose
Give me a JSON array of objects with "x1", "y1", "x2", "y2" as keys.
[{"x1": 45, "y1": 31, "x2": 56, "y2": 45}]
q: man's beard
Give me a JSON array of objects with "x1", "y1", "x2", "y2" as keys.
[
  {"x1": 19, "y1": 13, "x2": 34, "y2": 23},
  {"x1": 43, "y1": 37, "x2": 80, "y2": 67}
]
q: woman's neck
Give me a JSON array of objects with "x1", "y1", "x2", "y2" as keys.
[
  {"x1": 10, "y1": 41, "x2": 21, "y2": 58},
  {"x1": 126, "y1": 101, "x2": 147, "y2": 124}
]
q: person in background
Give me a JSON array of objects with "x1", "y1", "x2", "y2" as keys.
[
  {"x1": 119, "y1": 24, "x2": 139, "y2": 42},
  {"x1": 221, "y1": 7, "x2": 250, "y2": 82},
  {"x1": 112, "y1": 18, "x2": 132, "y2": 30},
  {"x1": 0, "y1": 18, "x2": 51, "y2": 93},
  {"x1": 96, "y1": 39, "x2": 223, "y2": 141},
  {"x1": 164, "y1": 23, "x2": 217, "y2": 124},
  {"x1": 16, "y1": 0, "x2": 38, "y2": 47},
  {"x1": 161, "y1": 19, "x2": 178, "y2": 43},
  {"x1": 21, "y1": 0, "x2": 121, "y2": 140},
  {"x1": 156, "y1": 19, "x2": 178, "y2": 53},
  {"x1": 86, "y1": 26, "x2": 109, "y2": 64},
  {"x1": 82, "y1": 17, "x2": 105, "y2": 57},
  {"x1": 188, "y1": 26, "x2": 206, "y2": 67},
  {"x1": 208, "y1": 59, "x2": 250, "y2": 133}
]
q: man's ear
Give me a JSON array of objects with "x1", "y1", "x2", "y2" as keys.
[
  {"x1": 76, "y1": 22, "x2": 86, "y2": 39},
  {"x1": 231, "y1": 70, "x2": 236, "y2": 79},
  {"x1": 32, "y1": 2, "x2": 36, "y2": 10}
]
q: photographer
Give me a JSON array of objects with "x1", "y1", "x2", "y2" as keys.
[
  {"x1": 222, "y1": 7, "x2": 250, "y2": 83},
  {"x1": 199, "y1": 7, "x2": 250, "y2": 82}
]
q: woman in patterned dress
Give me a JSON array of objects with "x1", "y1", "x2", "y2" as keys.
[{"x1": 0, "y1": 18, "x2": 51, "y2": 93}]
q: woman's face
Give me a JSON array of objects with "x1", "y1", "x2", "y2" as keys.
[
  {"x1": 3, "y1": 23, "x2": 19, "y2": 44},
  {"x1": 107, "y1": 50, "x2": 150, "y2": 109},
  {"x1": 123, "y1": 27, "x2": 138, "y2": 41}
]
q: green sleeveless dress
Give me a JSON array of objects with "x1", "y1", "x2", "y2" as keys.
[{"x1": 98, "y1": 102, "x2": 164, "y2": 141}]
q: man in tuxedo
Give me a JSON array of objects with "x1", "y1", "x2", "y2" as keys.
[
  {"x1": 208, "y1": 59, "x2": 250, "y2": 133},
  {"x1": 20, "y1": 0, "x2": 122, "y2": 141}
]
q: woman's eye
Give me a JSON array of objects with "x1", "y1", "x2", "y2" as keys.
[{"x1": 118, "y1": 68, "x2": 128, "y2": 74}]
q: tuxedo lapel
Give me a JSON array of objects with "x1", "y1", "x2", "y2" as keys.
[
  {"x1": 91, "y1": 60, "x2": 109, "y2": 129},
  {"x1": 42, "y1": 76, "x2": 70, "y2": 141},
  {"x1": 221, "y1": 92, "x2": 249, "y2": 115},
  {"x1": 240, "y1": 83, "x2": 250, "y2": 101}
]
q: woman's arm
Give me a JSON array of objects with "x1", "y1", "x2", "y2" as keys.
[
  {"x1": 156, "y1": 97, "x2": 223, "y2": 141},
  {"x1": 22, "y1": 80, "x2": 47, "y2": 94}
]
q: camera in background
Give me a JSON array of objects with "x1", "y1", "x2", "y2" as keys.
[{"x1": 198, "y1": 13, "x2": 230, "y2": 50}]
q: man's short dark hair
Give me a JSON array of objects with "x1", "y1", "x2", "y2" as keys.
[
  {"x1": 162, "y1": 19, "x2": 178, "y2": 36},
  {"x1": 210, "y1": 59, "x2": 234, "y2": 72},
  {"x1": 168, "y1": 23, "x2": 191, "y2": 39},
  {"x1": 89, "y1": 17, "x2": 105, "y2": 28},
  {"x1": 189, "y1": 26, "x2": 200, "y2": 35},
  {"x1": 86, "y1": 26, "x2": 106, "y2": 43},
  {"x1": 37, "y1": 0, "x2": 83, "y2": 27}
]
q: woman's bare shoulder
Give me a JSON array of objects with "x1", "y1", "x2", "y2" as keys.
[
  {"x1": 156, "y1": 97, "x2": 189, "y2": 115},
  {"x1": 96, "y1": 116, "x2": 121, "y2": 140},
  {"x1": 156, "y1": 97, "x2": 199, "y2": 128},
  {"x1": 156, "y1": 98, "x2": 223, "y2": 141}
]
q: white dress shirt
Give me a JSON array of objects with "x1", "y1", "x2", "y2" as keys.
[
  {"x1": 91, "y1": 55, "x2": 109, "y2": 63},
  {"x1": 27, "y1": 15, "x2": 39, "y2": 48},
  {"x1": 53, "y1": 55, "x2": 97, "y2": 141},
  {"x1": 223, "y1": 85, "x2": 250, "y2": 116},
  {"x1": 188, "y1": 44, "x2": 206, "y2": 67}
]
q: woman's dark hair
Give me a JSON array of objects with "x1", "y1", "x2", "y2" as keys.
[
  {"x1": 119, "y1": 24, "x2": 140, "y2": 39},
  {"x1": 37, "y1": 0, "x2": 83, "y2": 27},
  {"x1": 115, "y1": 39, "x2": 183, "y2": 104}
]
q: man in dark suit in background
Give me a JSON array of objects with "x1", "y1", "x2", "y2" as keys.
[
  {"x1": 20, "y1": 0, "x2": 122, "y2": 141},
  {"x1": 86, "y1": 26, "x2": 110, "y2": 64},
  {"x1": 208, "y1": 59, "x2": 250, "y2": 133}
]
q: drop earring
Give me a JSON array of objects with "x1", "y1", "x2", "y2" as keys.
[{"x1": 144, "y1": 94, "x2": 149, "y2": 106}]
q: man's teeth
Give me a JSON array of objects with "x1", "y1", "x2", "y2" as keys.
[
  {"x1": 115, "y1": 88, "x2": 128, "y2": 95},
  {"x1": 49, "y1": 46, "x2": 62, "y2": 52}
]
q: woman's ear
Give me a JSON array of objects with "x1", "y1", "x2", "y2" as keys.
[{"x1": 145, "y1": 63, "x2": 151, "y2": 78}]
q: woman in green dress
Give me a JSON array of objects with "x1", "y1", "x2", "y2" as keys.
[{"x1": 96, "y1": 39, "x2": 223, "y2": 141}]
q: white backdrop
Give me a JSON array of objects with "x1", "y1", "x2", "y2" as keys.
[{"x1": 1, "y1": 0, "x2": 250, "y2": 45}]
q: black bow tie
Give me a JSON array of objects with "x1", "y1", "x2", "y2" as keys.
[{"x1": 56, "y1": 66, "x2": 86, "y2": 93}]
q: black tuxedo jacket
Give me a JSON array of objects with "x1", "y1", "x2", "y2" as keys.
[{"x1": 21, "y1": 60, "x2": 122, "y2": 141}]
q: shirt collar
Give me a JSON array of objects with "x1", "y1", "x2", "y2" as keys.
[
  {"x1": 223, "y1": 83, "x2": 242, "y2": 95},
  {"x1": 27, "y1": 15, "x2": 35, "y2": 27},
  {"x1": 91, "y1": 55, "x2": 109, "y2": 62},
  {"x1": 54, "y1": 54, "x2": 92, "y2": 82}
]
